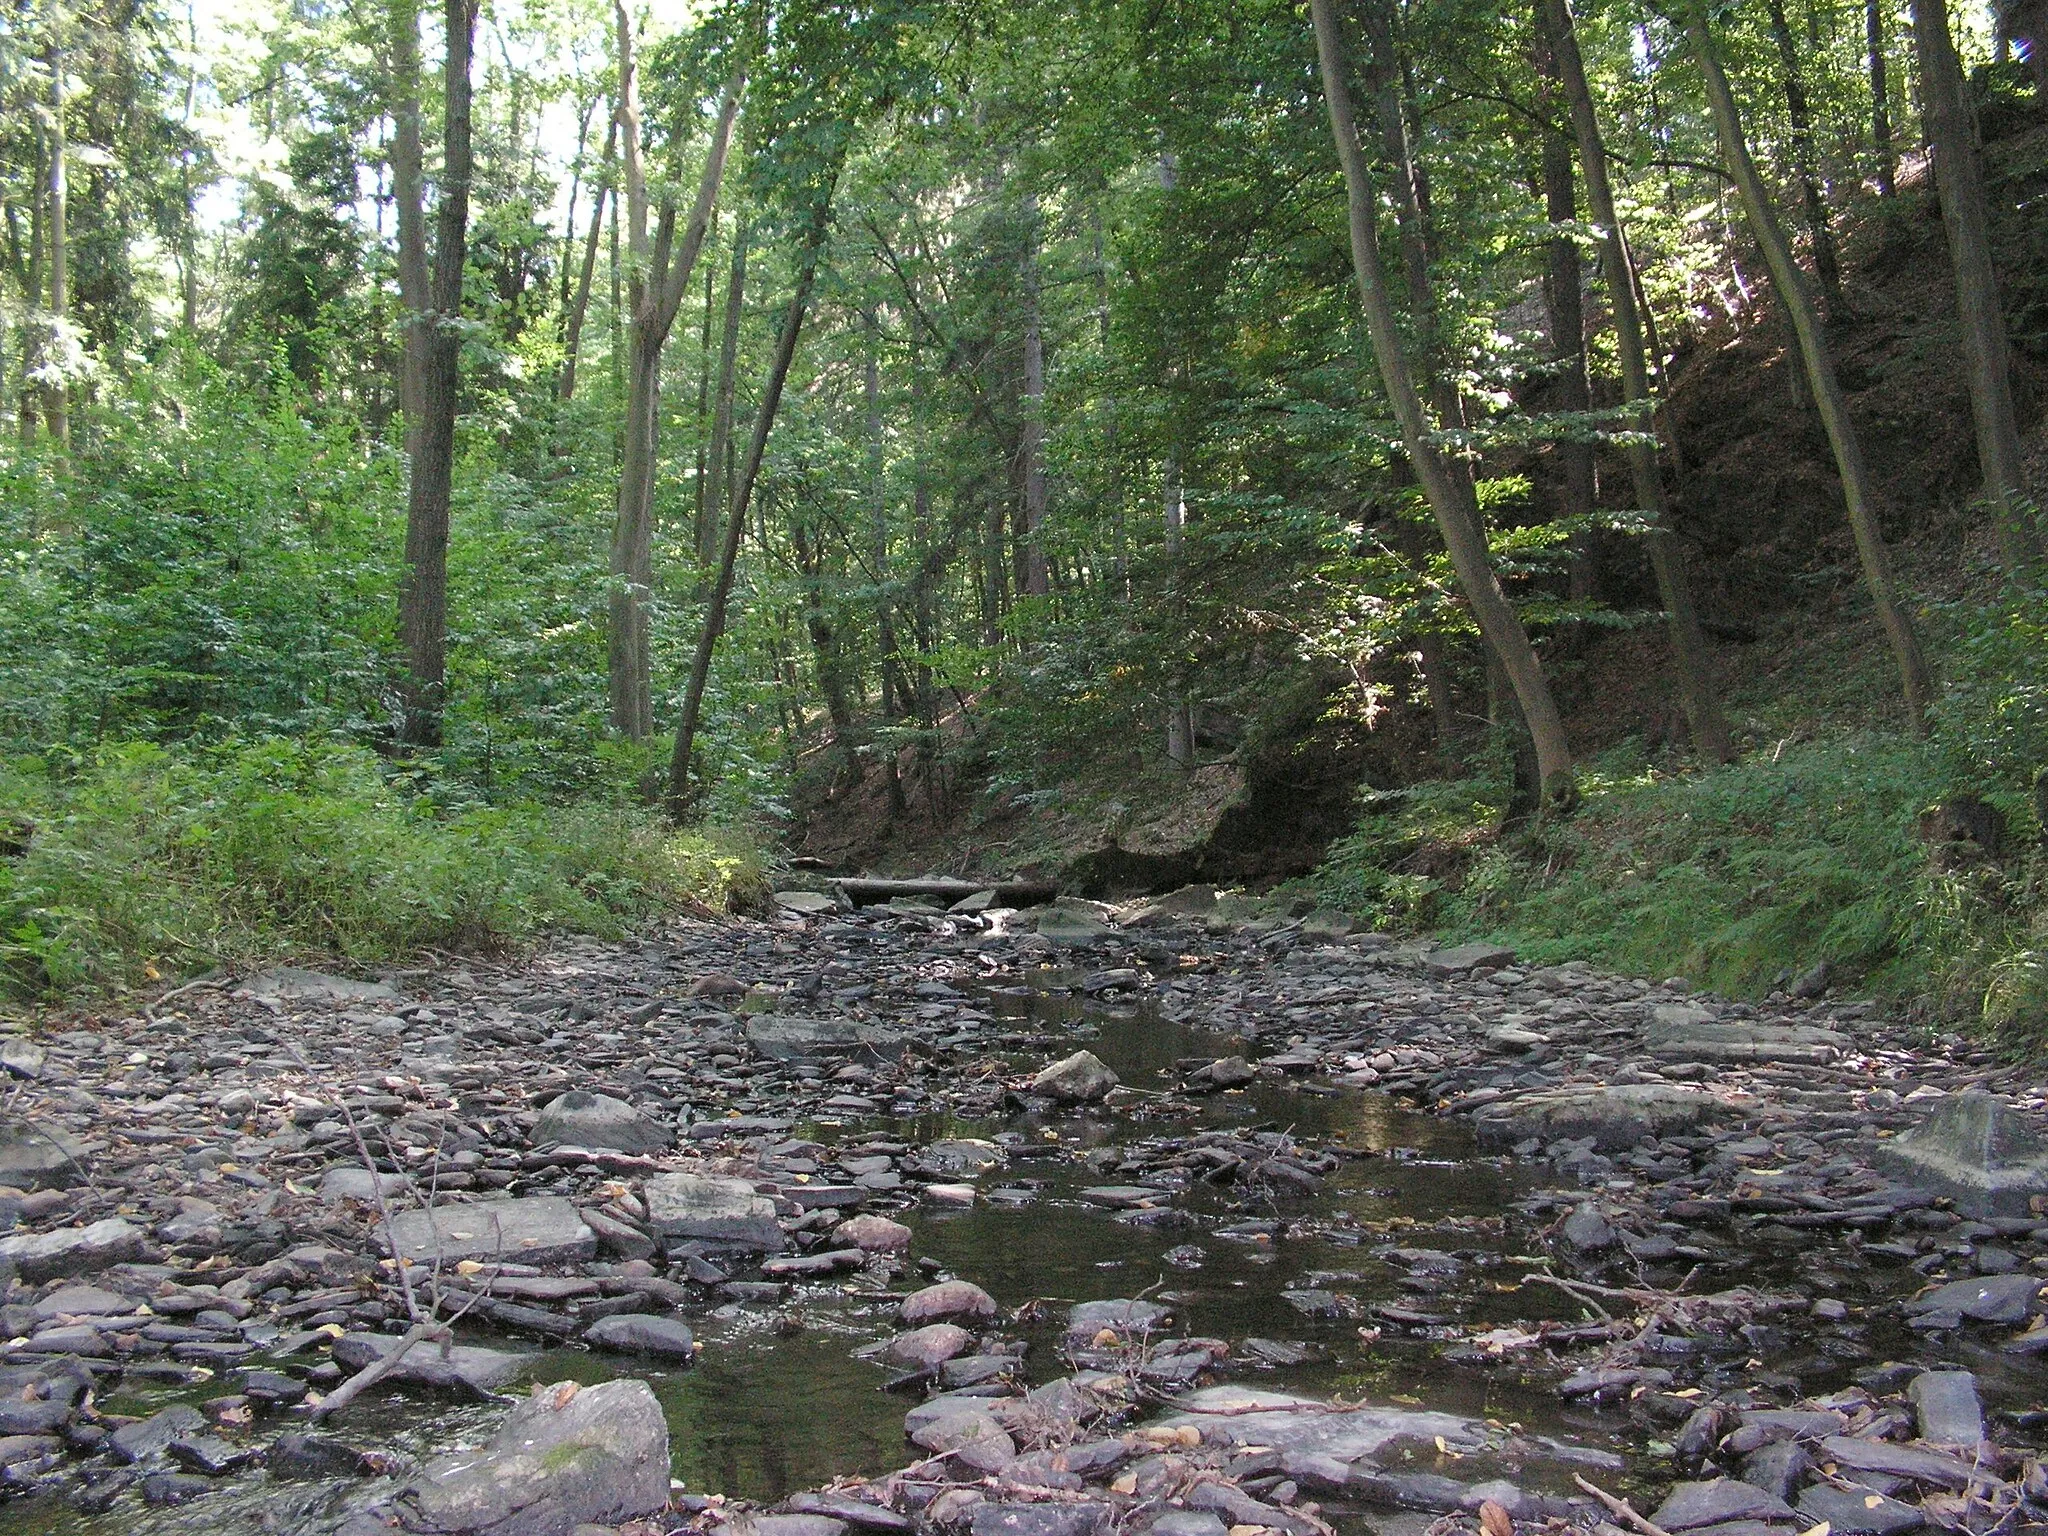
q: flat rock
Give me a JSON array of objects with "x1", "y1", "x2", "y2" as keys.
[
  {"x1": 240, "y1": 967, "x2": 397, "y2": 1004},
  {"x1": 392, "y1": 1379, "x2": 669, "y2": 1534},
  {"x1": 1066, "y1": 1298, "x2": 1171, "y2": 1344},
  {"x1": 880, "y1": 1323, "x2": 973, "y2": 1369},
  {"x1": 901, "y1": 1280, "x2": 999, "y2": 1325},
  {"x1": 531, "y1": 1090, "x2": 673, "y2": 1155},
  {"x1": 1903, "y1": 1273, "x2": 2044, "y2": 1325},
  {"x1": 1115, "y1": 886, "x2": 1217, "y2": 928},
  {"x1": 645, "y1": 1173, "x2": 785, "y2": 1251},
  {"x1": 0, "y1": 1119, "x2": 90, "y2": 1190},
  {"x1": 581, "y1": 1314, "x2": 695, "y2": 1360},
  {"x1": 0, "y1": 1217, "x2": 145, "y2": 1282},
  {"x1": 1424, "y1": 943, "x2": 1514, "y2": 978},
  {"x1": 1471, "y1": 1083, "x2": 1735, "y2": 1151},
  {"x1": 1031, "y1": 1050, "x2": 1119, "y2": 1103},
  {"x1": 320, "y1": 1167, "x2": 410, "y2": 1205},
  {"x1": 834, "y1": 1214, "x2": 911, "y2": 1253},
  {"x1": 110, "y1": 1404, "x2": 208, "y2": 1464},
  {"x1": 331, "y1": 1332, "x2": 530, "y2": 1396},
  {"x1": 1031, "y1": 899, "x2": 1115, "y2": 946},
  {"x1": 1159, "y1": 1386, "x2": 1494, "y2": 1461},
  {"x1": 1643, "y1": 1017, "x2": 1848, "y2": 1065},
  {"x1": 1906, "y1": 1370, "x2": 1984, "y2": 1447},
  {"x1": 386, "y1": 1197, "x2": 596, "y2": 1268},
  {"x1": 773, "y1": 891, "x2": 839, "y2": 915},
  {"x1": 1874, "y1": 1090, "x2": 2048, "y2": 1218},
  {"x1": 970, "y1": 1505, "x2": 1111, "y2": 1536},
  {"x1": 1650, "y1": 1478, "x2": 1797, "y2": 1531},
  {"x1": 1795, "y1": 1484, "x2": 1926, "y2": 1534},
  {"x1": 744, "y1": 1015, "x2": 908, "y2": 1066}
]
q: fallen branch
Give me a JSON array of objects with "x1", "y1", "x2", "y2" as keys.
[
  {"x1": 309, "y1": 1319, "x2": 447, "y2": 1420},
  {"x1": 1574, "y1": 1474, "x2": 1675, "y2": 1536}
]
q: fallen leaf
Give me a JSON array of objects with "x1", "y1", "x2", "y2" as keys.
[{"x1": 1478, "y1": 1499, "x2": 1514, "y2": 1536}]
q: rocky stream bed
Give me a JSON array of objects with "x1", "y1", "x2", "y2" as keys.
[{"x1": 0, "y1": 885, "x2": 2045, "y2": 1536}]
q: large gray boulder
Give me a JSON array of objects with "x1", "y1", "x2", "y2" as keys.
[
  {"x1": 1030, "y1": 899, "x2": 1115, "y2": 946},
  {"x1": 1875, "y1": 1090, "x2": 2048, "y2": 1218},
  {"x1": 0, "y1": 1217, "x2": 145, "y2": 1282},
  {"x1": 530, "y1": 1091, "x2": 672, "y2": 1155},
  {"x1": 645, "y1": 1172, "x2": 785, "y2": 1251},
  {"x1": 385, "y1": 1197, "x2": 595, "y2": 1268},
  {"x1": 1030, "y1": 1051, "x2": 1119, "y2": 1103},
  {"x1": 0, "y1": 1118, "x2": 90, "y2": 1190},
  {"x1": 390, "y1": 1379, "x2": 670, "y2": 1535},
  {"x1": 1470, "y1": 1083, "x2": 1735, "y2": 1151}
]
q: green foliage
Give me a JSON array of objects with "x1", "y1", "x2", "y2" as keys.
[{"x1": 0, "y1": 737, "x2": 765, "y2": 997}]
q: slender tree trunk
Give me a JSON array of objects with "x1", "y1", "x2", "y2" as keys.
[
  {"x1": 1689, "y1": 13, "x2": 1931, "y2": 730},
  {"x1": 1531, "y1": 45, "x2": 1598, "y2": 619},
  {"x1": 1912, "y1": 0, "x2": 2039, "y2": 571},
  {"x1": 1544, "y1": 0, "x2": 1736, "y2": 763},
  {"x1": 691, "y1": 237, "x2": 716, "y2": 557},
  {"x1": 43, "y1": 33, "x2": 68, "y2": 453},
  {"x1": 1763, "y1": 0, "x2": 1844, "y2": 309},
  {"x1": 607, "y1": 10, "x2": 745, "y2": 738},
  {"x1": 700, "y1": 222, "x2": 748, "y2": 569},
  {"x1": 397, "y1": 0, "x2": 478, "y2": 749},
  {"x1": 1869, "y1": 0, "x2": 1896, "y2": 197},
  {"x1": 559, "y1": 108, "x2": 614, "y2": 403},
  {"x1": 666, "y1": 181, "x2": 837, "y2": 819},
  {"x1": 1163, "y1": 463, "x2": 1196, "y2": 765},
  {"x1": 389, "y1": 0, "x2": 429, "y2": 448},
  {"x1": 866, "y1": 312, "x2": 903, "y2": 716},
  {"x1": 17, "y1": 149, "x2": 44, "y2": 446},
  {"x1": 1312, "y1": 0, "x2": 1576, "y2": 805},
  {"x1": 1018, "y1": 195, "x2": 1051, "y2": 599}
]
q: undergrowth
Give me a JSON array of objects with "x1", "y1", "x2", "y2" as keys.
[{"x1": 0, "y1": 737, "x2": 769, "y2": 997}]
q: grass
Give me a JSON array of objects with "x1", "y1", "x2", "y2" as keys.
[{"x1": 0, "y1": 737, "x2": 770, "y2": 998}]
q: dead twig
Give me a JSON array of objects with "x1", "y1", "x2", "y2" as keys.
[{"x1": 1574, "y1": 1474, "x2": 1675, "y2": 1536}]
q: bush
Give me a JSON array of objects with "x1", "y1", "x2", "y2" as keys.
[{"x1": 0, "y1": 738, "x2": 766, "y2": 996}]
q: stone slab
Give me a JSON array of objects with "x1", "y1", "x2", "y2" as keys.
[
  {"x1": 645, "y1": 1172, "x2": 785, "y2": 1251},
  {"x1": 384, "y1": 1197, "x2": 595, "y2": 1268},
  {"x1": 1874, "y1": 1090, "x2": 2048, "y2": 1218}
]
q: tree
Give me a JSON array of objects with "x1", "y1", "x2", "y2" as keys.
[
  {"x1": 393, "y1": 0, "x2": 480, "y2": 749},
  {"x1": 606, "y1": 5, "x2": 744, "y2": 739},
  {"x1": 1310, "y1": 0, "x2": 1576, "y2": 808},
  {"x1": 1912, "y1": 0, "x2": 2039, "y2": 572},
  {"x1": 1686, "y1": 8, "x2": 1932, "y2": 731}
]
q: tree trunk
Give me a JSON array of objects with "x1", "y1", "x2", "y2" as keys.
[
  {"x1": 43, "y1": 33, "x2": 69, "y2": 453},
  {"x1": 1017, "y1": 194, "x2": 1051, "y2": 598},
  {"x1": 607, "y1": 8, "x2": 745, "y2": 738},
  {"x1": 1163, "y1": 461, "x2": 1196, "y2": 765},
  {"x1": 1912, "y1": 0, "x2": 2039, "y2": 571},
  {"x1": 1532, "y1": 46, "x2": 1597, "y2": 620},
  {"x1": 666, "y1": 185, "x2": 837, "y2": 821},
  {"x1": 700, "y1": 222, "x2": 747, "y2": 570},
  {"x1": 866, "y1": 311, "x2": 903, "y2": 716},
  {"x1": 1312, "y1": 0, "x2": 1576, "y2": 807},
  {"x1": 1868, "y1": 0, "x2": 1896, "y2": 197},
  {"x1": 1543, "y1": 0, "x2": 1736, "y2": 763},
  {"x1": 396, "y1": 0, "x2": 477, "y2": 750},
  {"x1": 1689, "y1": 13, "x2": 1932, "y2": 730},
  {"x1": 388, "y1": 0, "x2": 429, "y2": 445},
  {"x1": 690, "y1": 237, "x2": 715, "y2": 558},
  {"x1": 1762, "y1": 0, "x2": 1844, "y2": 309},
  {"x1": 559, "y1": 107, "x2": 615, "y2": 403}
]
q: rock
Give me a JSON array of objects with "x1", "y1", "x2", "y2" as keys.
[
  {"x1": 320, "y1": 1167, "x2": 411, "y2": 1205},
  {"x1": 392, "y1": 1379, "x2": 669, "y2": 1535},
  {"x1": 737, "y1": 1517, "x2": 848, "y2": 1536},
  {"x1": 1816, "y1": 1436, "x2": 1975, "y2": 1489},
  {"x1": 0, "y1": 1119, "x2": 90, "y2": 1190},
  {"x1": 1065, "y1": 1298, "x2": 1170, "y2": 1344},
  {"x1": 1903, "y1": 1273, "x2": 2044, "y2": 1325},
  {"x1": 1159, "y1": 1387, "x2": 1494, "y2": 1461},
  {"x1": 1907, "y1": 1370, "x2": 1984, "y2": 1447},
  {"x1": 785, "y1": 1492, "x2": 916, "y2": 1532},
  {"x1": 881, "y1": 1323, "x2": 973, "y2": 1369},
  {"x1": 969, "y1": 1503, "x2": 1110, "y2": 1536},
  {"x1": 0, "y1": 1038, "x2": 44, "y2": 1079},
  {"x1": 1424, "y1": 943, "x2": 1514, "y2": 978},
  {"x1": 1187, "y1": 1056, "x2": 1255, "y2": 1090},
  {"x1": 0, "y1": 1217, "x2": 145, "y2": 1282},
  {"x1": 834, "y1": 1214, "x2": 912, "y2": 1253},
  {"x1": 1789, "y1": 961, "x2": 1831, "y2": 999},
  {"x1": 582, "y1": 1314, "x2": 695, "y2": 1360},
  {"x1": 645, "y1": 1173, "x2": 786, "y2": 1252},
  {"x1": 110, "y1": 1404, "x2": 208, "y2": 1464},
  {"x1": 1470, "y1": 1084, "x2": 1734, "y2": 1151},
  {"x1": 774, "y1": 891, "x2": 839, "y2": 915},
  {"x1": 34, "y1": 1282, "x2": 135, "y2": 1319},
  {"x1": 1642, "y1": 1017, "x2": 1847, "y2": 1065},
  {"x1": 744, "y1": 1015, "x2": 908, "y2": 1066},
  {"x1": 532, "y1": 1091, "x2": 673, "y2": 1155},
  {"x1": 1031, "y1": 899, "x2": 1115, "y2": 945},
  {"x1": 1560, "y1": 1205, "x2": 1617, "y2": 1252},
  {"x1": 268, "y1": 1433, "x2": 388, "y2": 1480},
  {"x1": 1738, "y1": 1439, "x2": 1809, "y2": 1501},
  {"x1": 1874, "y1": 1090, "x2": 2048, "y2": 1218},
  {"x1": 331, "y1": 1332, "x2": 531, "y2": 1396},
  {"x1": 1030, "y1": 1050, "x2": 1119, "y2": 1103},
  {"x1": 240, "y1": 967, "x2": 398, "y2": 1004},
  {"x1": 918, "y1": 1139, "x2": 1006, "y2": 1176},
  {"x1": 1484, "y1": 1024, "x2": 1549, "y2": 1052},
  {"x1": 580, "y1": 1206, "x2": 656, "y2": 1262},
  {"x1": 1115, "y1": 885, "x2": 1216, "y2": 927},
  {"x1": 386, "y1": 1197, "x2": 596, "y2": 1268},
  {"x1": 1649, "y1": 1479, "x2": 1797, "y2": 1531},
  {"x1": 1794, "y1": 1484, "x2": 1926, "y2": 1534},
  {"x1": 1297, "y1": 909, "x2": 1355, "y2": 941},
  {"x1": 1144, "y1": 1513, "x2": 1229, "y2": 1536},
  {"x1": 901, "y1": 1280, "x2": 999, "y2": 1325}
]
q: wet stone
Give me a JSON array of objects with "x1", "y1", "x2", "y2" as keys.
[
  {"x1": 1904, "y1": 1273, "x2": 2044, "y2": 1325},
  {"x1": 1471, "y1": 1084, "x2": 1735, "y2": 1151},
  {"x1": 902, "y1": 1280, "x2": 999, "y2": 1326},
  {"x1": 1031, "y1": 1050, "x2": 1119, "y2": 1103},
  {"x1": 531, "y1": 1090, "x2": 674, "y2": 1154},
  {"x1": 969, "y1": 1502, "x2": 1111, "y2": 1536},
  {"x1": 1906, "y1": 1370, "x2": 1984, "y2": 1446},
  {"x1": 0, "y1": 1217, "x2": 146, "y2": 1282},
  {"x1": 1875, "y1": 1090, "x2": 2048, "y2": 1218},
  {"x1": 744, "y1": 1015, "x2": 908, "y2": 1066},
  {"x1": 385, "y1": 1196, "x2": 596, "y2": 1268},
  {"x1": 1796, "y1": 1484, "x2": 1927, "y2": 1534},
  {"x1": 0, "y1": 1119, "x2": 90, "y2": 1190},
  {"x1": 582, "y1": 1314, "x2": 695, "y2": 1360},
  {"x1": 1651, "y1": 1478, "x2": 1798, "y2": 1531},
  {"x1": 646, "y1": 1173, "x2": 786, "y2": 1252}
]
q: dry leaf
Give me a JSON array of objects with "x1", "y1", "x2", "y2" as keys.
[{"x1": 1478, "y1": 1499, "x2": 1514, "y2": 1536}]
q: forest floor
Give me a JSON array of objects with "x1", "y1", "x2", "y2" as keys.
[{"x1": 1, "y1": 893, "x2": 2044, "y2": 1535}]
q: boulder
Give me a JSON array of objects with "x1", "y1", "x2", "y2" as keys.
[
  {"x1": 239, "y1": 967, "x2": 398, "y2": 1005},
  {"x1": 386, "y1": 1198, "x2": 596, "y2": 1268},
  {"x1": 901, "y1": 1280, "x2": 999, "y2": 1326},
  {"x1": 1471, "y1": 1084, "x2": 1735, "y2": 1151},
  {"x1": 645, "y1": 1173, "x2": 786, "y2": 1252},
  {"x1": 1065, "y1": 1298, "x2": 1171, "y2": 1346},
  {"x1": 331, "y1": 1332, "x2": 531, "y2": 1396},
  {"x1": 1650, "y1": 1478, "x2": 1796, "y2": 1531},
  {"x1": 834, "y1": 1215, "x2": 912, "y2": 1253},
  {"x1": 1643, "y1": 1013, "x2": 1848, "y2": 1066},
  {"x1": 1030, "y1": 1051, "x2": 1119, "y2": 1103},
  {"x1": 1424, "y1": 943, "x2": 1514, "y2": 978},
  {"x1": 1874, "y1": 1090, "x2": 2048, "y2": 1218},
  {"x1": 0, "y1": 1217, "x2": 146, "y2": 1282},
  {"x1": 1158, "y1": 1387, "x2": 1495, "y2": 1461},
  {"x1": 881, "y1": 1323, "x2": 974, "y2": 1369},
  {"x1": 1114, "y1": 886, "x2": 1216, "y2": 928},
  {"x1": 531, "y1": 1091, "x2": 673, "y2": 1155},
  {"x1": 0, "y1": 1118, "x2": 87, "y2": 1190},
  {"x1": 744, "y1": 1016, "x2": 908, "y2": 1066},
  {"x1": 773, "y1": 891, "x2": 840, "y2": 915},
  {"x1": 1903, "y1": 1273, "x2": 2045, "y2": 1326},
  {"x1": 581, "y1": 1314, "x2": 695, "y2": 1360},
  {"x1": 1030, "y1": 900, "x2": 1115, "y2": 946},
  {"x1": 391, "y1": 1379, "x2": 669, "y2": 1535}
]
